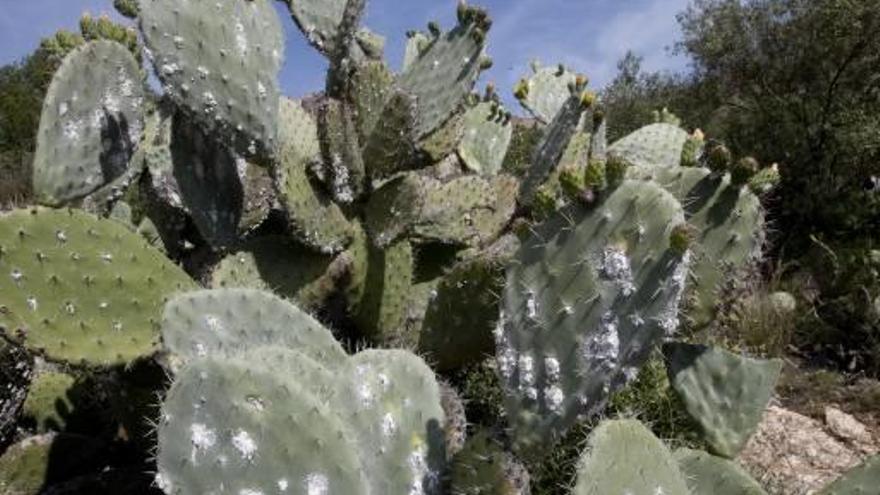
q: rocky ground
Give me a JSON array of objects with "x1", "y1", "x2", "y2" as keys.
[{"x1": 738, "y1": 363, "x2": 880, "y2": 494}]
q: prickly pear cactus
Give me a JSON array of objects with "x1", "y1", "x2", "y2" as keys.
[
  {"x1": 458, "y1": 100, "x2": 514, "y2": 175},
  {"x1": 609, "y1": 123, "x2": 689, "y2": 169},
  {"x1": 573, "y1": 420, "x2": 690, "y2": 495},
  {"x1": 397, "y1": 5, "x2": 491, "y2": 139},
  {"x1": 160, "y1": 288, "x2": 347, "y2": 368},
  {"x1": 157, "y1": 289, "x2": 447, "y2": 495},
  {"x1": 139, "y1": 0, "x2": 284, "y2": 157},
  {"x1": 33, "y1": 40, "x2": 144, "y2": 206},
  {"x1": 274, "y1": 97, "x2": 353, "y2": 253},
  {"x1": 514, "y1": 62, "x2": 579, "y2": 124},
  {"x1": 0, "y1": 208, "x2": 195, "y2": 367},
  {"x1": 674, "y1": 448, "x2": 767, "y2": 495},
  {"x1": 663, "y1": 343, "x2": 783, "y2": 459},
  {"x1": 629, "y1": 166, "x2": 765, "y2": 326},
  {"x1": 497, "y1": 180, "x2": 691, "y2": 456}
]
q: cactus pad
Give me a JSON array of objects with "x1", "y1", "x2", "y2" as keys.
[
  {"x1": 450, "y1": 430, "x2": 531, "y2": 495},
  {"x1": 0, "y1": 208, "x2": 195, "y2": 367},
  {"x1": 497, "y1": 181, "x2": 690, "y2": 455},
  {"x1": 285, "y1": 0, "x2": 363, "y2": 57},
  {"x1": 274, "y1": 98, "x2": 353, "y2": 253},
  {"x1": 674, "y1": 448, "x2": 767, "y2": 495},
  {"x1": 573, "y1": 419, "x2": 689, "y2": 495},
  {"x1": 398, "y1": 12, "x2": 489, "y2": 138},
  {"x1": 458, "y1": 101, "x2": 514, "y2": 175},
  {"x1": 160, "y1": 288, "x2": 347, "y2": 368},
  {"x1": 629, "y1": 166, "x2": 764, "y2": 326},
  {"x1": 367, "y1": 172, "x2": 518, "y2": 248},
  {"x1": 516, "y1": 63, "x2": 578, "y2": 124},
  {"x1": 33, "y1": 41, "x2": 144, "y2": 206},
  {"x1": 663, "y1": 343, "x2": 782, "y2": 458},
  {"x1": 609, "y1": 123, "x2": 689, "y2": 169},
  {"x1": 140, "y1": 0, "x2": 283, "y2": 157},
  {"x1": 209, "y1": 236, "x2": 339, "y2": 311}
]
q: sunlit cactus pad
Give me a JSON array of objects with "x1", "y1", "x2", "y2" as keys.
[
  {"x1": 663, "y1": 343, "x2": 783, "y2": 458},
  {"x1": 32, "y1": 40, "x2": 144, "y2": 206},
  {"x1": 0, "y1": 208, "x2": 195, "y2": 367},
  {"x1": 139, "y1": 0, "x2": 283, "y2": 157},
  {"x1": 609, "y1": 123, "x2": 689, "y2": 169},
  {"x1": 674, "y1": 448, "x2": 767, "y2": 495},
  {"x1": 458, "y1": 101, "x2": 514, "y2": 175},
  {"x1": 516, "y1": 62, "x2": 579, "y2": 124},
  {"x1": 498, "y1": 180, "x2": 690, "y2": 456},
  {"x1": 573, "y1": 420, "x2": 690, "y2": 495},
  {"x1": 157, "y1": 289, "x2": 447, "y2": 495}
]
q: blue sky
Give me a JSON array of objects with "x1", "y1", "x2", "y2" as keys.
[{"x1": 0, "y1": 0, "x2": 691, "y2": 109}]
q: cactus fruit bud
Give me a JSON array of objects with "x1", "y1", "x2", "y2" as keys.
[
  {"x1": 480, "y1": 55, "x2": 494, "y2": 71},
  {"x1": 606, "y1": 154, "x2": 630, "y2": 187},
  {"x1": 428, "y1": 21, "x2": 441, "y2": 37},
  {"x1": 533, "y1": 186, "x2": 558, "y2": 219},
  {"x1": 113, "y1": 0, "x2": 139, "y2": 19},
  {"x1": 749, "y1": 163, "x2": 781, "y2": 194},
  {"x1": 457, "y1": 0, "x2": 469, "y2": 23},
  {"x1": 693, "y1": 128, "x2": 705, "y2": 141},
  {"x1": 681, "y1": 133, "x2": 704, "y2": 168},
  {"x1": 513, "y1": 79, "x2": 529, "y2": 101},
  {"x1": 579, "y1": 90, "x2": 597, "y2": 108},
  {"x1": 560, "y1": 165, "x2": 587, "y2": 200},
  {"x1": 593, "y1": 108, "x2": 606, "y2": 128},
  {"x1": 706, "y1": 143, "x2": 732, "y2": 173},
  {"x1": 575, "y1": 74, "x2": 589, "y2": 89},
  {"x1": 484, "y1": 83, "x2": 497, "y2": 102},
  {"x1": 556, "y1": 63, "x2": 565, "y2": 76},
  {"x1": 730, "y1": 156, "x2": 759, "y2": 187},
  {"x1": 670, "y1": 223, "x2": 696, "y2": 256},
  {"x1": 584, "y1": 159, "x2": 606, "y2": 189}
]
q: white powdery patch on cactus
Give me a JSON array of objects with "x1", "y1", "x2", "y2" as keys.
[
  {"x1": 190, "y1": 423, "x2": 217, "y2": 452},
  {"x1": 544, "y1": 356, "x2": 561, "y2": 382},
  {"x1": 525, "y1": 289, "x2": 540, "y2": 321},
  {"x1": 235, "y1": 21, "x2": 249, "y2": 56},
  {"x1": 304, "y1": 473, "x2": 328, "y2": 495},
  {"x1": 518, "y1": 355, "x2": 538, "y2": 400},
  {"x1": 597, "y1": 246, "x2": 635, "y2": 297},
  {"x1": 656, "y1": 251, "x2": 691, "y2": 336},
  {"x1": 495, "y1": 312, "x2": 517, "y2": 382},
  {"x1": 231, "y1": 429, "x2": 257, "y2": 461},
  {"x1": 407, "y1": 446, "x2": 435, "y2": 495},
  {"x1": 580, "y1": 311, "x2": 620, "y2": 374},
  {"x1": 355, "y1": 364, "x2": 375, "y2": 407},
  {"x1": 154, "y1": 472, "x2": 172, "y2": 492},
  {"x1": 239, "y1": 489, "x2": 263, "y2": 495},
  {"x1": 381, "y1": 412, "x2": 397, "y2": 438},
  {"x1": 203, "y1": 314, "x2": 224, "y2": 333},
  {"x1": 545, "y1": 385, "x2": 565, "y2": 413},
  {"x1": 277, "y1": 479, "x2": 288, "y2": 491}
]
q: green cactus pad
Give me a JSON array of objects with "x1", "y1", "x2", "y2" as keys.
[
  {"x1": 450, "y1": 430, "x2": 531, "y2": 495},
  {"x1": 516, "y1": 63, "x2": 578, "y2": 124},
  {"x1": 0, "y1": 208, "x2": 195, "y2": 367},
  {"x1": 630, "y1": 166, "x2": 764, "y2": 327},
  {"x1": 419, "y1": 254, "x2": 507, "y2": 371},
  {"x1": 169, "y1": 113, "x2": 244, "y2": 248},
  {"x1": 318, "y1": 98, "x2": 366, "y2": 202},
  {"x1": 398, "y1": 12, "x2": 489, "y2": 139},
  {"x1": 140, "y1": 0, "x2": 283, "y2": 157},
  {"x1": 818, "y1": 455, "x2": 880, "y2": 495},
  {"x1": 402, "y1": 30, "x2": 431, "y2": 72},
  {"x1": 366, "y1": 172, "x2": 518, "y2": 248},
  {"x1": 498, "y1": 180, "x2": 690, "y2": 456},
  {"x1": 352, "y1": 239, "x2": 414, "y2": 342},
  {"x1": 361, "y1": 90, "x2": 419, "y2": 181},
  {"x1": 160, "y1": 288, "x2": 347, "y2": 368},
  {"x1": 674, "y1": 448, "x2": 767, "y2": 495},
  {"x1": 609, "y1": 123, "x2": 689, "y2": 169},
  {"x1": 349, "y1": 60, "x2": 394, "y2": 141},
  {"x1": 458, "y1": 101, "x2": 514, "y2": 175},
  {"x1": 156, "y1": 356, "x2": 368, "y2": 495},
  {"x1": 573, "y1": 420, "x2": 689, "y2": 495},
  {"x1": 347, "y1": 350, "x2": 447, "y2": 494},
  {"x1": 22, "y1": 371, "x2": 78, "y2": 433},
  {"x1": 209, "y1": 236, "x2": 339, "y2": 311},
  {"x1": 285, "y1": 0, "x2": 363, "y2": 57},
  {"x1": 274, "y1": 98, "x2": 353, "y2": 253},
  {"x1": 519, "y1": 96, "x2": 587, "y2": 206},
  {"x1": 663, "y1": 343, "x2": 782, "y2": 459},
  {"x1": 33, "y1": 41, "x2": 144, "y2": 206},
  {"x1": 0, "y1": 433, "x2": 106, "y2": 495}
]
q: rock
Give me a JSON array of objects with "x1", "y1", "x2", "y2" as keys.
[
  {"x1": 825, "y1": 406, "x2": 879, "y2": 456},
  {"x1": 738, "y1": 406, "x2": 864, "y2": 495}
]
